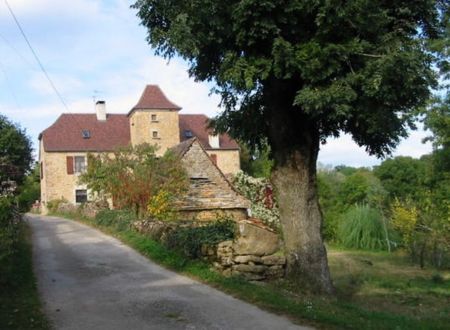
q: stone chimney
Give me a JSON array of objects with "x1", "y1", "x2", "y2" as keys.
[
  {"x1": 96, "y1": 100, "x2": 106, "y2": 121},
  {"x1": 208, "y1": 134, "x2": 220, "y2": 148}
]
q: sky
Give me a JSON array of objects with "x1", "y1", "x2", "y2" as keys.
[{"x1": 0, "y1": 0, "x2": 433, "y2": 167}]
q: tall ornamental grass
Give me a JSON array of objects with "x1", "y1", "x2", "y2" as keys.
[{"x1": 338, "y1": 204, "x2": 389, "y2": 251}]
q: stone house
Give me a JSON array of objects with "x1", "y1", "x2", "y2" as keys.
[{"x1": 39, "y1": 85, "x2": 245, "y2": 215}]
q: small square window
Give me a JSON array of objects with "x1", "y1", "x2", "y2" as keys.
[
  {"x1": 152, "y1": 131, "x2": 159, "y2": 139},
  {"x1": 184, "y1": 130, "x2": 193, "y2": 138},
  {"x1": 75, "y1": 189, "x2": 87, "y2": 203},
  {"x1": 81, "y1": 130, "x2": 90, "y2": 139},
  {"x1": 74, "y1": 156, "x2": 86, "y2": 173},
  {"x1": 151, "y1": 114, "x2": 157, "y2": 122}
]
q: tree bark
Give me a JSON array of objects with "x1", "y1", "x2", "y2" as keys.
[
  {"x1": 271, "y1": 141, "x2": 334, "y2": 294},
  {"x1": 265, "y1": 80, "x2": 334, "y2": 294}
]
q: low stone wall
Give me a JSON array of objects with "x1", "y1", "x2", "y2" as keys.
[
  {"x1": 209, "y1": 221, "x2": 286, "y2": 281},
  {"x1": 177, "y1": 208, "x2": 248, "y2": 222}
]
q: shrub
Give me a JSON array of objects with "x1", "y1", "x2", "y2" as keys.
[
  {"x1": 337, "y1": 204, "x2": 390, "y2": 251},
  {"x1": 165, "y1": 219, "x2": 236, "y2": 258},
  {"x1": 94, "y1": 209, "x2": 136, "y2": 232},
  {"x1": 47, "y1": 198, "x2": 68, "y2": 213},
  {"x1": 0, "y1": 197, "x2": 20, "y2": 286},
  {"x1": 147, "y1": 190, "x2": 175, "y2": 221}
]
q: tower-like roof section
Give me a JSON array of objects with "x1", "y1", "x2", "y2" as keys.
[{"x1": 129, "y1": 85, "x2": 181, "y2": 114}]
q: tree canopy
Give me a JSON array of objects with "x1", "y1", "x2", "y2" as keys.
[{"x1": 0, "y1": 115, "x2": 33, "y2": 195}]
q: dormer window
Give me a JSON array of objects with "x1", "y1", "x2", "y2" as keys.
[
  {"x1": 151, "y1": 114, "x2": 158, "y2": 122},
  {"x1": 82, "y1": 130, "x2": 91, "y2": 139},
  {"x1": 184, "y1": 130, "x2": 193, "y2": 138}
]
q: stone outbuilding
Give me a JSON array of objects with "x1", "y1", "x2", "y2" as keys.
[{"x1": 171, "y1": 138, "x2": 250, "y2": 221}]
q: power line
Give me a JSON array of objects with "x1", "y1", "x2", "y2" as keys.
[
  {"x1": 0, "y1": 58, "x2": 22, "y2": 110},
  {"x1": 0, "y1": 32, "x2": 35, "y2": 69},
  {"x1": 4, "y1": 0, "x2": 69, "y2": 111}
]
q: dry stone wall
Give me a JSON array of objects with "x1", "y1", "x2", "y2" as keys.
[{"x1": 210, "y1": 221, "x2": 286, "y2": 281}]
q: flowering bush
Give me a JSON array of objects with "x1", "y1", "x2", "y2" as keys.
[
  {"x1": 232, "y1": 171, "x2": 280, "y2": 230},
  {"x1": 147, "y1": 190, "x2": 175, "y2": 221}
]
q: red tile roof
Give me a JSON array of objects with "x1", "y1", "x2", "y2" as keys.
[
  {"x1": 40, "y1": 114, "x2": 130, "y2": 152},
  {"x1": 179, "y1": 114, "x2": 239, "y2": 150},
  {"x1": 130, "y1": 85, "x2": 181, "y2": 113}
]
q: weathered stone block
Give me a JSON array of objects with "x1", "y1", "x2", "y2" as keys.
[
  {"x1": 232, "y1": 264, "x2": 267, "y2": 274},
  {"x1": 265, "y1": 265, "x2": 285, "y2": 278},
  {"x1": 261, "y1": 255, "x2": 286, "y2": 266},
  {"x1": 233, "y1": 221, "x2": 279, "y2": 256},
  {"x1": 233, "y1": 255, "x2": 262, "y2": 264}
]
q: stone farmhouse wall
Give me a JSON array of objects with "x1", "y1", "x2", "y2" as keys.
[
  {"x1": 205, "y1": 149, "x2": 240, "y2": 176},
  {"x1": 129, "y1": 110, "x2": 180, "y2": 156}
]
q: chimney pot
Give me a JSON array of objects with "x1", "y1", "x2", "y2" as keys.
[{"x1": 96, "y1": 100, "x2": 106, "y2": 121}]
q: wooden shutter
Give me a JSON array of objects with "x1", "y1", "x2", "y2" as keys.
[
  {"x1": 210, "y1": 154, "x2": 217, "y2": 166},
  {"x1": 66, "y1": 156, "x2": 74, "y2": 174}
]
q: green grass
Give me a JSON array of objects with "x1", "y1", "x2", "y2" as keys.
[
  {"x1": 52, "y1": 211, "x2": 450, "y2": 330},
  {"x1": 0, "y1": 222, "x2": 50, "y2": 330}
]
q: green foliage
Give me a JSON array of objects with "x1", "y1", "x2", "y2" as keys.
[
  {"x1": 80, "y1": 144, "x2": 188, "y2": 218},
  {"x1": 374, "y1": 156, "x2": 426, "y2": 201},
  {"x1": 47, "y1": 198, "x2": 68, "y2": 214},
  {"x1": 16, "y1": 163, "x2": 40, "y2": 212},
  {"x1": 0, "y1": 197, "x2": 17, "y2": 277},
  {"x1": 390, "y1": 199, "x2": 418, "y2": 248},
  {"x1": 239, "y1": 140, "x2": 274, "y2": 178},
  {"x1": 94, "y1": 209, "x2": 136, "y2": 232},
  {"x1": 134, "y1": 0, "x2": 445, "y2": 156},
  {"x1": 0, "y1": 115, "x2": 33, "y2": 194},
  {"x1": 165, "y1": 220, "x2": 236, "y2": 258},
  {"x1": 338, "y1": 170, "x2": 387, "y2": 209},
  {"x1": 317, "y1": 168, "x2": 345, "y2": 240},
  {"x1": 337, "y1": 205, "x2": 389, "y2": 251}
]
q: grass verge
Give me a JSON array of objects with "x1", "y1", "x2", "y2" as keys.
[
  {"x1": 51, "y1": 211, "x2": 449, "y2": 330},
  {"x1": 0, "y1": 221, "x2": 50, "y2": 330}
]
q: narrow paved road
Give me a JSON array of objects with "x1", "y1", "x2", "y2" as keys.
[{"x1": 28, "y1": 214, "x2": 307, "y2": 330}]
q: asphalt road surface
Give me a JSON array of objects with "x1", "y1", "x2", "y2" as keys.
[{"x1": 28, "y1": 214, "x2": 308, "y2": 330}]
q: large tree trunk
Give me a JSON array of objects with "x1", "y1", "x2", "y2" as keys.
[
  {"x1": 271, "y1": 140, "x2": 334, "y2": 294},
  {"x1": 265, "y1": 81, "x2": 334, "y2": 294}
]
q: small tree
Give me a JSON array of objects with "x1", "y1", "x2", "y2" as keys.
[
  {"x1": 0, "y1": 115, "x2": 33, "y2": 195},
  {"x1": 80, "y1": 144, "x2": 188, "y2": 218}
]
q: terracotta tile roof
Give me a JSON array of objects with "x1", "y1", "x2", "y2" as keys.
[
  {"x1": 130, "y1": 85, "x2": 181, "y2": 113},
  {"x1": 179, "y1": 114, "x2": 239, "y2": 150},
  {"x1": 40, "y1": 114, "x2": 130, "y2": 152}
]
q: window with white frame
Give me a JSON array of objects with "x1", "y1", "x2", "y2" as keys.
[
  {"x1": 75, "y1": 189, "x2": 87, "y2": 203},
  {"x1": 74, "y1": 156, "x2": 86, "y2": 173}
]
